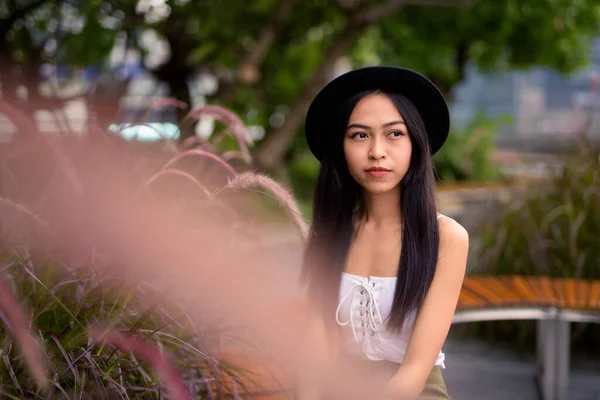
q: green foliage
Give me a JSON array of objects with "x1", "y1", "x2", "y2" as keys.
[
  {"x1": 433, "y1": 112, "x2": 509, "y2": 182},
  {"x1": 4, "y1": 0, "x2": 600, "y2": 153},
  {"x1": 471, "y1": 147, "x2": 600, "y2": 355},
  {"x1": 351, "y1": 0, "x2": 600, "y2": 92},
  {"x1": 286, "y1": 149, "x2": 320, "y2": 220},
  {"x1": 463, "y1": 1, "x2": 599, "y2": 73},
  {"x1": 0, "y1": 249, "x2": 240, "y2": 398},
  {"x1": 478, "y1": 150, "x2": 600, "y2": 278}
]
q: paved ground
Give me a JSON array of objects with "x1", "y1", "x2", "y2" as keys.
[{"x1": 443, "y1": 337, "x2": 600, "y2": 400}]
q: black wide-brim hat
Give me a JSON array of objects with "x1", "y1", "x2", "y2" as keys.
[{"x1": 305, "y1": 66, "x2": 450, "y2": 161}]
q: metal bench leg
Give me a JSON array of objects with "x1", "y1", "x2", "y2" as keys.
[
  {"x1": 555, "y1": 320, "x2": 571, "y2": 400},
  {"x1": 536, "y1": 319, "x2": 556, "y2": 400}
]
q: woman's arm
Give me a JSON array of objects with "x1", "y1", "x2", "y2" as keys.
[
  {"x1": 294, "y1": 304, "x2": 335, "y2": 400},
  {"x1": 385, "y1": 216, "x2": 469, "y2": 399}
]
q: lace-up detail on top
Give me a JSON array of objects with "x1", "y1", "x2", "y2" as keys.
[
  {"x1": 336, "y1": 272, "x2": 446, "y2": 367},
  {"x1": 336, "y1": 280, "x2": 383, "y2": 343}
]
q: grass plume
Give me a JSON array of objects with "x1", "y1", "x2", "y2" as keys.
[
  {"x1": 163, "y1": 149, "x2": 238, "y2": 179},
  {"x1": 0, "y1": 100, "x2": 313, "y2": 399},
  {"x1": 228, "y1": 171, "x2": 309, "y2": 242}
]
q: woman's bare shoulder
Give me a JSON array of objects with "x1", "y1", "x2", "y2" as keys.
[{"x1": 436, "y1": 213, "x2": 469, "y2": 253}]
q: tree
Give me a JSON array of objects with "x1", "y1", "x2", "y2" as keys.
[
  {"x1": 0, "y1": 0, "x2": 138, "y2": 130},
  {"x1": 254, "y1": 0, "x2": 600, "y2": 170},
  {"x1": 2, "y1": 0, "x2": 600, "y2": 172}
]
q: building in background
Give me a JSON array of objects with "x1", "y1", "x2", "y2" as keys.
[{"x1": 451, "y1": 37, "x2": 600, "y2": 150}]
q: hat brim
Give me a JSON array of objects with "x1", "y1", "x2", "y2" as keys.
[{"x1": 304, "y1": 66, "x2": 450, "y2": 161}]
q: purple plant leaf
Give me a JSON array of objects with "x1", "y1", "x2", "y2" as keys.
[
  {"x1": 0, "y1": 272, "x2": 48, "y2": 390},
  {"x1": 89, "y1": 327, "x2": 192, "y2": 400}
]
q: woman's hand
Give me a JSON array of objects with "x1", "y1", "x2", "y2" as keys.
[{"x1": 380, "y1": 369, "x2": 423, "y2": 400}]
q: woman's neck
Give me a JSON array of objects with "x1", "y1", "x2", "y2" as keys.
[{"x1": 360, "y1": 186, "x2": 402, "y2": 228}]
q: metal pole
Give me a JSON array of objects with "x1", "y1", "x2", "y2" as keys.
[
  {"x1": 537, "y1": 318, "x2": 556, "y2": 400},
  {"x1": 554, "y1": 319, "x2": 571, "y2": 400}
]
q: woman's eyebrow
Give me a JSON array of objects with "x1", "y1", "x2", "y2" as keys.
[{"x1": 346, "y1": 120, "x2": 406, "y2": 130}]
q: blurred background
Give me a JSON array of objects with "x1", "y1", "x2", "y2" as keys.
[{"x1": 1, "y1": 0, "x2": 600, "y2": 399}]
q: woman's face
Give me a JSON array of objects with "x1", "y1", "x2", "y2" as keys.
[{"x1": 343, "y1": 93, "x2": 412, "y2": 194}]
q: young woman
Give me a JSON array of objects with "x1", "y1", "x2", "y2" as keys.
[{"x1": 296, "y1": 66, "x2": 469, "y2": 399}]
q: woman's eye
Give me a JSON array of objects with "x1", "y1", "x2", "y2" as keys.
[
  {"x1": 388, "y1": 130, "x2": 404, "y2": 138},
  {"x1": 351, "y1": 132, "x2": 368, "y2": 139}
]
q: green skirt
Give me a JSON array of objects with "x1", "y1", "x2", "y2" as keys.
[{"x1": 311, "y1": 354, "x2": 450, "y2": 399}]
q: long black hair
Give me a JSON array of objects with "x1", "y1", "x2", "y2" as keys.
[{"x1": 300, "y1": 90, "x2": 439, "y2": 334}]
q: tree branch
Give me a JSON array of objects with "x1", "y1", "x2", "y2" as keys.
[
  {"x1": 403, "y1": 0, "x2": 473, "y2": 7},
  {"x1": 238, "y1": 0, "x2": 297, "y2": 84},
  {"x1": 254, "y1": 0, "x2": 475, "y2": 171},
  {"x1": 255, "y1": 22, "x2": 364, "y2": 170},
  {"x1": 337, "y1": 0, "x2": 361, "y2": 11},
  {"x1": 359, "y1": 0, "x2": 470, "y2": 24},
  {"x1": 455, "y1": 40, "x2": 469, "y2": 83}
]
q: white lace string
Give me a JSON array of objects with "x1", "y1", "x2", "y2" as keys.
[{"x1": 335, "y1": 281, "x2": 383, "y2": 342}]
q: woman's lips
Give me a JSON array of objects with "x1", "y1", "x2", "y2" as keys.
[{"x1": 365, "y1": 168, "x2": 391, "y2": 178}]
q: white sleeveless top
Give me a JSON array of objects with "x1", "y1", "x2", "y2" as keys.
[{"x1": 335, "y1": 214, "x2": 446, "y2": 368}]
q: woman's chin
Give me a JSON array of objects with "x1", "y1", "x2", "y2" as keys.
[{"x1": 360, "y1": 182, "x2": 400, "y2": 195}]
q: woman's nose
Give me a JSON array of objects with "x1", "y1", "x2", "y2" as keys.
[{"x1": 368, "y1": 138, "x2": 386, "y2": 160}]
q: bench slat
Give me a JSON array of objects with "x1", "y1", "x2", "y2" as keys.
[
  {"x1": 588, "y1": 281, "x2": 600, "y2": 309},
  {"x1": 458, "y1": 276, "x2": 600, "y2": 310},
  {"x1": 461, "y1": 277, "x2": 506, "y2": 305},
  {"x1": 511, "y1": 276, "x2": 542, "y2": 305},
  {"x1": 552, "y1": 279, "x2": 568, "y2": 308},
  {"x1": 458, "y1": 289, "x2": 486, "y2": 308},
  {"x1": 481, "y1": 276, "x2": 523, "y2": 305},
  {"x1": 529, "y1": 276, "x2": 558, "y2": 306},
  {"x1": 575, "y1": 279, "x2": 589, "y2": 309},
  {"x1": 564, "y1": 279, "x2": 577, "y2": 309}
]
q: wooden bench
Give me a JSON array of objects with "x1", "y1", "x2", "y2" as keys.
[
  {"x1": 454, "y1": 275, "x2": 600, "y2": 400},
  {"x1": 213, "y1": 275, "x2": 600, "y2": 399}
]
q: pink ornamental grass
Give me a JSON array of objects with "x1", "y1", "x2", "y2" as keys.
[
  {"x1": 182, "y1": 136, "x2": 217, "y2": 153},
  {"x1": 140, "y1": 98, "x2": 188, "y2": 124},
  {"x1": 0, "y1": 124, "x2": 394, "y2": 400},
  {"x1": 163, "y1": 149, "x2": 237, "y2": 178},
  {"x1": 150, "y1": 98, "x2": 188, "y2": 111},
  {"x1": 0, "y1": 196, "x2": 48, "y2": 228},
  {"x1": 0, "y1": 100, "x2": 40, "y2": 135},
  {"x1": 145, "y1": 168, "x2": 211, "y2": 196},
  {"x1": 0, "y1": 104, "x2": 84, "y2": 196},
  {"x1": 184, "y1": 105, "x2": 253, "y2": 164},
  {"x1": 221, "y1": 150, "x2": 251, "y2": 163},
  {"x1": 89, "y1": 327, "x2": 191, "y2": 400},
  {"x1": 227, "y1": 171, "x2": 308, "y2": 241},
  {"x1": 0, "y1": 272, "x2": 48, "y2": 391},
  {"x1": 187, "y1": 105, "x2": 252, "y2": 145}
]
